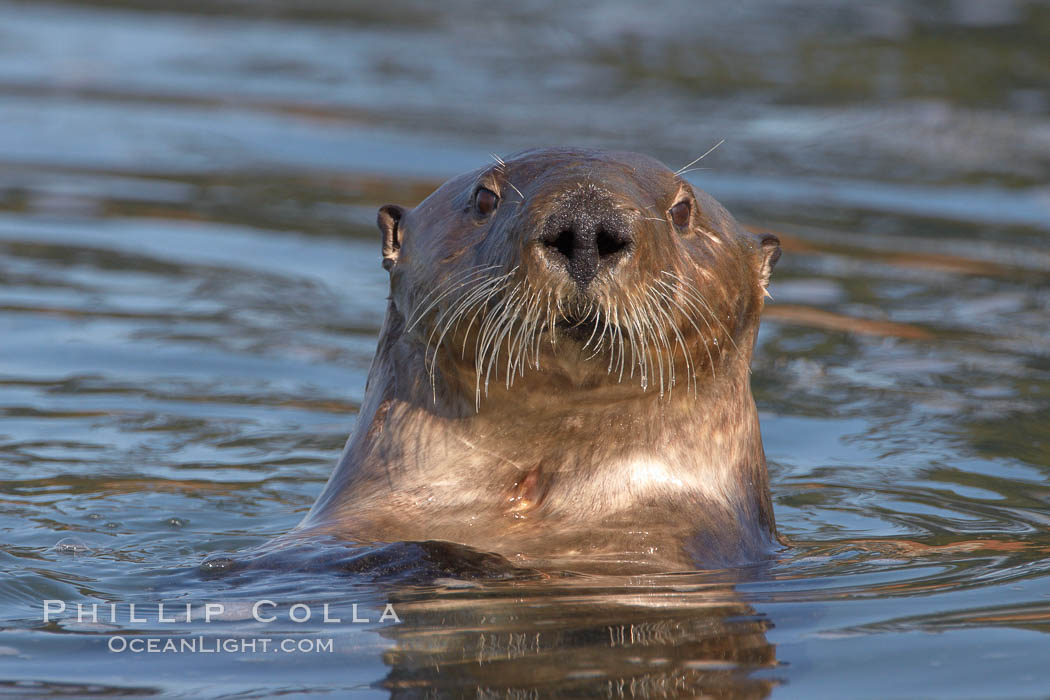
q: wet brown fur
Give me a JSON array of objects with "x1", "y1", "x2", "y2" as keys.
[{"x1": 298, "y1": 148, "x2": 781, "y2": 572}]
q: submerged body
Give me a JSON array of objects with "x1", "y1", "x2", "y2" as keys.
[{"x1": 299, "y1": 148, "x2": 781, "y2": 571}]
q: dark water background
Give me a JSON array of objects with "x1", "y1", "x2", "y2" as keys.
[{"x1": 1, "y1": 1, "x2": 1049, "y2": 697}]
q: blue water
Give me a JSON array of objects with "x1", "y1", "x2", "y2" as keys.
[{"x1": 1, "y1": 1, "x2": 1049, "y2": 697}]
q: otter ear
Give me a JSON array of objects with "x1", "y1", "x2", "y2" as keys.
[
  {"x1": 378, "y1": 204, "x2": 406, "y2": 271},
  {"x1": 758, "y1": 234, "x2": 781, "y2": 291}
]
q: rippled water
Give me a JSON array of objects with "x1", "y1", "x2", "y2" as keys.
[{"x1": 1, "y1": 1, "x2": 1049, "y2": 697}]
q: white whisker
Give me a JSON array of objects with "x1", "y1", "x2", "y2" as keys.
[{"x1": 674, "y1": 139, "x2": 725, "y2": 176}]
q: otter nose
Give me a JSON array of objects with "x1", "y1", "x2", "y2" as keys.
[{"x1": 539, "y1": 212, "x2": 633, "y2": 288}]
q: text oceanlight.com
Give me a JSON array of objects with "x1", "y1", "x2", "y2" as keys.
[
  {"x1": 107, "y1": 636, "x2": 335, "y2": 654},
  {"x1": 41, "y1": 600, "x2": 401, "y2": 654}
]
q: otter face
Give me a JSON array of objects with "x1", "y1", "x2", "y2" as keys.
[{"x1": 376, "y1": 148, "x2": 779, "y2": 403}]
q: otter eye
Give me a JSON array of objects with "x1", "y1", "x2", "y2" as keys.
[
  {"x1": 475, "y1": 188, "x2": 499, "y2": 217},
  {"x1": 669, "y1": 200, "x2": 691, "y2": 228}
]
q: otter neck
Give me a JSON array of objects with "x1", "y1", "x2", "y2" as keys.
[
  {"x1": 340, "y1": 327, "x2": 758, "y2": 488},
  {"x1": 299, "y1": 305, "x2": 775, "y2": 568}
]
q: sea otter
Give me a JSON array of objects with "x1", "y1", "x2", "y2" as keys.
[{"x1": 297, "y1": 148, "x2": 781, "y2": 572}]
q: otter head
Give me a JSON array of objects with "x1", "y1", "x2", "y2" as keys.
[{"x1": 376, "y1": 148, "x2": 779, "y2": 408}]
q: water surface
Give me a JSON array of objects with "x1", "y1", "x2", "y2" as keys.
[{"x1": 1, "y1": 1, "x2": 1049, "y2": 697}]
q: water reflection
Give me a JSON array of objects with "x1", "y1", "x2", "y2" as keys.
[{"x1": 382, "y1": 578, "x2": 778, "y2": 698}]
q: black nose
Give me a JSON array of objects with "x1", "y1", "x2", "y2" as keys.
[{"x1": 539, "y1": 210, "x2": 633, "y2": 288}]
